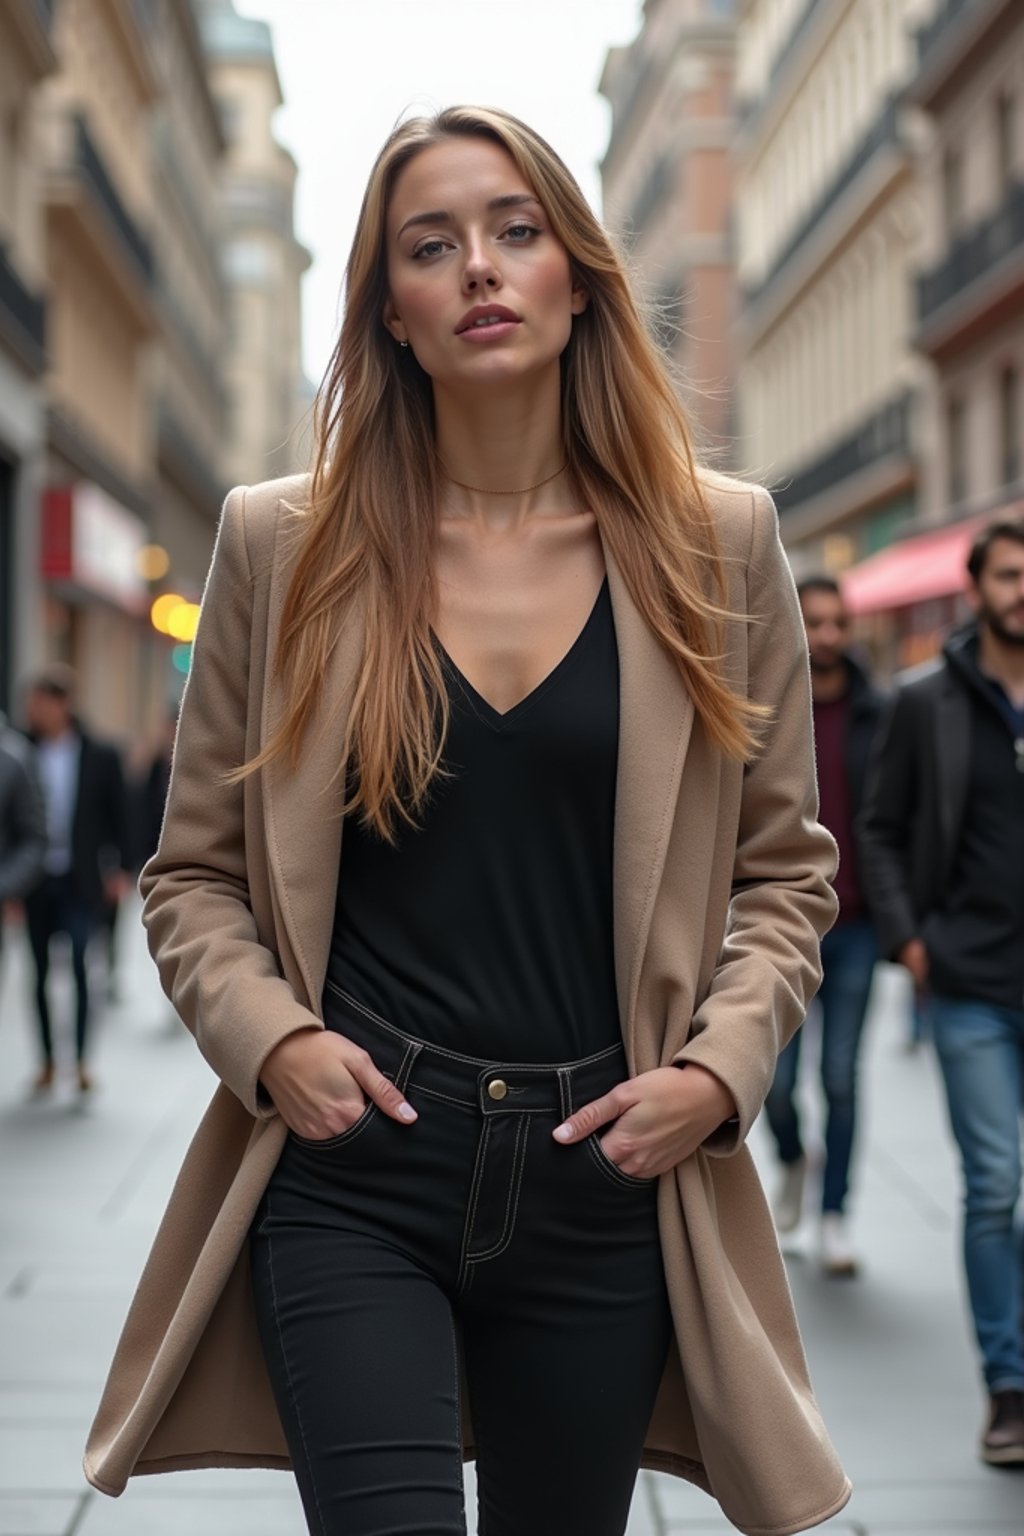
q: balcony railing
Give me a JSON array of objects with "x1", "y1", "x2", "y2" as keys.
[
  {"x1": 157, "y1": 406, "x2": 227, "y2": 517},
  {"x1": 630, "y1": 156, "x2": 672, "y2": 237},
  {"x1": 0, "y1": 245, "x2": 47, "y2": 373},
  {"x1": 223, "y1": 178, "x2": 295, "y2": 239},
  {"x1": 74, "y1": 115, "x2": 154, "y2": 284},
  {"x1": 744, "y1": 96, "x2": 903, "y2": 309},
  {"x1": 773, "y1": 392, "x2": 913, "y2": 515},
  {"x1": 737, "y1": 0, "x2": 825, "y2": 128},
  {"x1": 916, "y1": 0, "x2": 972, "y2": 70},
  {"x1": 918, "y1": 178, "x2": 1024, "y2": 324}
]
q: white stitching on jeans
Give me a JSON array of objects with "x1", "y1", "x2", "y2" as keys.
[
  {"x1": 468, "y1": 1116, "x2": 530, "y2": 1263},
  {"x1": 325, "y1": 983, "x2": 624, "y2": 1070},
  {"x1": 457, "y1": 1119, "x2": 491, "y2": 1294},
  {"x1": 264, "y1": 1188, "x2": 329, "y2": 1536},
  {"x1": 586, "y1": 1134, "x2": 658, "y2": 1190},
  {"x1": 415, "y1": 1083, "x2": 476, "y2": 1109},
  {"x1": 290, "y1": 1103, "x2": 379, "y2": 1151}
]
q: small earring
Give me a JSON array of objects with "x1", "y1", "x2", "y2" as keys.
[{"x1": 399, "y1": 340, "x2": 409, "y2": 349}]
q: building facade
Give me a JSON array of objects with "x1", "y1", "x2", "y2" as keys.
[
  {"x1": 912, "y1": 1, "x2": 1023, "y2": 530},
  {"x1": 734, "y1": 0, "x2": 937, "y2": 587},
  {"x1": 33, "y1": 0, "x2": 159, "y2": 735},
  {"x1": 194, "y1": 0, "x2": 311, "y2": 492},
  {"x1": 0, "y1": 0, "x2": 309, "y2": 739},
  {"x1": 0, "y1": 0, "x2": 56, "y2": 718},
  {"x1": 600, "y1": 0, "x2": 739, "y2": 458},
  {"x1": 150, "y1": 0, "x2": 229, "y2": 610},
  {"x1": 829, "y1": 0, "x2": 1023, "y2": 667}
]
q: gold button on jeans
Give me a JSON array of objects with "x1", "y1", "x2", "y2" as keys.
[{"x1": 487, "y1": 1078, "x2": 508, "y2": 1101}]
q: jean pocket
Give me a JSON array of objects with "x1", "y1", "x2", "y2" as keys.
[
  {"x1": 586, "y1": 1133, "x2": 659, "y2": 1191},
  {"x1": 289, "y1": 1102, "x2": 379, "y2": 1150}
]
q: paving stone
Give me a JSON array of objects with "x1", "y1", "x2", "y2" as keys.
[{"x1": 0, "y1": 1495, "x2": 81, "y2": 1536}]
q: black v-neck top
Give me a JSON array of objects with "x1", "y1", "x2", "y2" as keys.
[{"x1": 325, "y1": 578, "x2": 622, "y2": 1060}]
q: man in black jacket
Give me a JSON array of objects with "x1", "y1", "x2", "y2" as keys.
[
  {"x1": 763, "y1": 577, "x2": 883, "y2": 1276},
  {"x1": 859, "y1": 517, "x2": 1024, "y2": 1466},
  {"x1": 23, "y1": 666, "x2": 128, "y2": 1094}
]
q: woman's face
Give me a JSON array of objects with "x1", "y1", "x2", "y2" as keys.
[{"x1": 383, "y1": 135, "x2": 587, "y2": 390}]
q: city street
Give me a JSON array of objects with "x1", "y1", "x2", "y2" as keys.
[{"x1": 0, "y1": 904, "x2": 1020, "y2": 1536}]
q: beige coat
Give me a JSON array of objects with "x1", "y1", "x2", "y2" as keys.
[{"x1": 84, "y1": 470, "x2": 851, "y2": 1535}]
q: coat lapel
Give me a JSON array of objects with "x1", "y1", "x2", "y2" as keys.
[
  {"x1": 260, "y1": 534, "x2": 366, "y2": 1013},
  {"x1": 604, "y1": 548, "x2": 695, "y2": 1058}
]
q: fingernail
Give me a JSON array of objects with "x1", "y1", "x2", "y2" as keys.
[
  {"x1": 553, "y1": 1123, "x2": 574, "y2": 1142},
  {"x1": 398, "y1": 1102, "x2": 417, "y2": 1122}
]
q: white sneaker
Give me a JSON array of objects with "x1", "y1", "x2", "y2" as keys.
[
  {"x1": 820, "y1": 1213, "x2": 859, "y2": 1277},
  {"x1": 772, "y1": 1157, "x2": 807, "y2": 1234}
]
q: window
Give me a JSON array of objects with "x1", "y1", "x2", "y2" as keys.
[
  {"x1": 1000, "y1": 364, "x2": 1020, "y2": 485},
  {"x1": 217, "y1": 96, "x2": 243, "y2": 147},
  {"x1": 942, "y1": 145, "x2": 963, "y2": 238},
  {"x1": 947, "y1": 395, "x2": 967, "y2": 505},
  {"x1": 224, "y1": 238, "x2": 271, "y2": 284},
  {"x1": 995, "y1": 90, "x2": 1016, "y2": 195}
]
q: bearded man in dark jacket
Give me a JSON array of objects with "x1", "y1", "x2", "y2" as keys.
[{"x1": 859, "y1": 517, "x2": 1024, "y2": 1468}]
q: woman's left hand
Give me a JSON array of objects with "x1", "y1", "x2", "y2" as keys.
[{"x1": 552, "y1": 1064, "x2": 737, "y2": 1179}]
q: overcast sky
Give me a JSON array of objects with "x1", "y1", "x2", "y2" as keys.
[{"x1": 235, "y1": 0, "x2": 643, "y2": 384}]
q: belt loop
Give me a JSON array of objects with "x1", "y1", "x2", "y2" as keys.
[
  {"x1": 395, "y1": 1041, "x2": 421, "y2": 1094},
  {"x1": 557, "y1": 1067, "x2": 573, "y2": 1121}
]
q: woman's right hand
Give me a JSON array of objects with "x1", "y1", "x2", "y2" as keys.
[{"x1": 259, "y1": 1028, "x2": 418, "y2": 1140}]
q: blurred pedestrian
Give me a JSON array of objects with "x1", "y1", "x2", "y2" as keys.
[
  {"x1": 22, "y1": 665, "x2": 128, "y2": 1094},
  {"x1": 132, "y1": 704, "x2": 179, "y2": 871},
  {"x1": 859, "y1": 516, "x2": 1024, "y2": 1466},
  {"x1": 0, "y1": 712, "x2": 47, "y2": 948},
  {"x1": 85, "y1": 108, "x2": 849, "y2": 1535},
  {"x1": 763, "y1": 577, "x2": 883, "y2": 1275}
]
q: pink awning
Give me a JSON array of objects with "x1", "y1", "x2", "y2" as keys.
[{"x1": 841, "y1": 516, "x2": 990, "y2": 616}]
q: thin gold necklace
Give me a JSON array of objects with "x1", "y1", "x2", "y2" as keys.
[{"x1": 441, "y1": 461, "x2": 567, "y2": 496}]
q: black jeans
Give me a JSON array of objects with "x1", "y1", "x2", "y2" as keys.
[
  {"x1": 251, "y1": 986, "x2": 673, "y2": 1536},
  {"x1": 24, "y1": 872, "x2": 96, "y2": 1064}
]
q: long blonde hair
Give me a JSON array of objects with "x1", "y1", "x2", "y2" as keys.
[{"x1": 238, "y1": 106, "x2": 763, "y2": 839}]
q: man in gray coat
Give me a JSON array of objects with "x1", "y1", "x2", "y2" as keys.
[{"x1": 0, "y1": 713, "x2": 47, "y2": 945}]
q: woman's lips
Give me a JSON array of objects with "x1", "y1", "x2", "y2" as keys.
[{"x1": 457, "y1": 319, "x2": 520, "y2": 343}]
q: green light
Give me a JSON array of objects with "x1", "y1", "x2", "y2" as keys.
[{"x1": 171, "y1": 643, "x2": 192, "y2": 676}]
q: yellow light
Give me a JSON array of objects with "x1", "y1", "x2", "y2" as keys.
[
  {"x1": 167, "y1": 602, "x2": 200, "y2": 642},
  {"x1": 137, "y1": 544, "x2": 171, "y2": 581},
  {"x1": 151, "y1": 593, "x2": 186, "y2": 634}
]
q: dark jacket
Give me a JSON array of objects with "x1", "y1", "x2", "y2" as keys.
[
  {"x1": 839, "y1": 652, "x2": 885, "y2": 821},
  {"x1": 0, "y1": 721, "x2": 47, "y2": 906},
  {"x1": 28, "y1": 726, "x2": 127, "y2": 913},
  {"x1": 857, "y1": 627, "x2": 978, "y2": 962}
]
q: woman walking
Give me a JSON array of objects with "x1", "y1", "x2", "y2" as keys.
[{"x1": 85, "y1": 107, "x2": 849, "y2": 1536}]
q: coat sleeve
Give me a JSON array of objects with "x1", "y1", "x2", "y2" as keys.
[
  {"x1": 0, "y1": 742, "x2": 47, "y2": 902},
  {"x1": 139, "y1": 487, "x2": 322, "y2": 1116},
  {"x1": 855, "y1": 686, "x2": 920, "y2": 961},
  {"x1": 672, "y1": 489, "x2": 838, "y2": 1155}
]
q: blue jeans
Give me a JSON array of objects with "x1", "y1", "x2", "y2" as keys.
[
  {"x1": 764, "y1": 918, "x2": 877, "y2": 1215},
  {"x1": 930, "y1": 996, "x2": 1024, "y2": 1393}
]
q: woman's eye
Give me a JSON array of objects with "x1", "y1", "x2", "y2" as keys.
[
  {"x1": 412, "y1": 238, "x2": 448, "y2": 259},
  {"x1": 503, "y1": 223, "x2": 540, "y2": 242}
]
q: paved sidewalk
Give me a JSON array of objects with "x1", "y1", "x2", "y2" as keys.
[{"x1": 0, "y1": 903, "x2": 1020, "y2": 1534}]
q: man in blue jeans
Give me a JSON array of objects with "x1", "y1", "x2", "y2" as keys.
[
  {"x1": 763, "y1": 577, "x2": 882, "y2": 1277},
  {"x1": 859, "y1": 517, "x2": 1024, "y2": 1466}
]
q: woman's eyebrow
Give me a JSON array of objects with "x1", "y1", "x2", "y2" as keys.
[{"x1": 396, "y1": 193, "x2": 541, "y2": 239}]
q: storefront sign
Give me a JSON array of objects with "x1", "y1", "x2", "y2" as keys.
[{"x1": 41, "y1": 482, "x2": 148, "y2": 614}]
